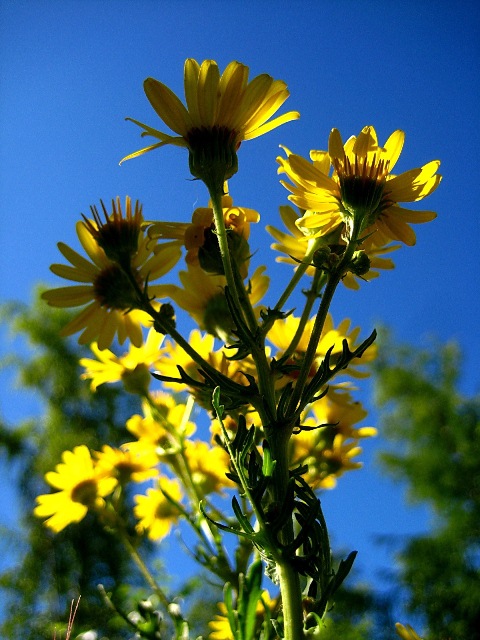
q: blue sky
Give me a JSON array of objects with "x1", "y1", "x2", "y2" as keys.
[{"x1": 1, "y1": 0, "x2": 479, "y2": 622}]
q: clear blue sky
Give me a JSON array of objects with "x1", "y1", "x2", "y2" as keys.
[{"x1": 1, "y1": 0, "x2": 479, "y2": 622}]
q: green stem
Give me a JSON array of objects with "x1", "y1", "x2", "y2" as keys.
[
  {"x1": 280, "y1": 269, "x2": 326, "y2": 363},
  {"x1": 270, "y1": 236, "x2": 324, "y2": 321},
  {"x1": 278, "y1": 560, "x2": 305, "y2": 640},
  {"x1": 119, "y1": 530, "x2": 171, "y2": 610},
  {"x1": 145, "y1": 393, "x2": 232, "y2": 570},
  {"x1": 208, "y1": 187, "x2": 278, "y2": 424},
  {"x1": 286, "y1": 229, "x2": 361, "y2": 419},
  {"x1": 208, "y1": 186, "x2": 246, "y2": 326},
  {"x1": 286, "y1": 270, "x2": 341, "y2": 418}
]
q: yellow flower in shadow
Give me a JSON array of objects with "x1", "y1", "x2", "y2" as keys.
[
  {"x1": 158, "y1": 264, "x2": 269, "y2": 341},
  {"x1": 148, "y1": 189, "x2": 260, "y2": 275},
  {"x1": 267, "y1": 204, "x2": 400, "y2": 289},
  {"x1": 42, "y1": 197, "x2": 181, "y2": 349},
  {"x1": 154, "y1": 330, "x2": 257, "y2": 409},
  {"x1": 134, "y1": 477, "x2": 182, "y2": 541},
  {"x1": 124, "y1": 392, "x2": 196, "y2": 460},
  {"x1": 183, "y1": 441, "x2": 235, "y2": 495},
  {"x1": 291, "y1": 391, "x2": 376, "y2": 489},
  {"x1": 95, "y1": 445, "x2": 159, "y2": 485},
  {"x1": 80, "y1": 328, "x2": 165, "y2": 393},
  {"x1": 267, "y1": 313, "x2": 376, "y2": 384}
]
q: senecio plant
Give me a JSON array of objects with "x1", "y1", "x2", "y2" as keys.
[{"x1": 37, "y1": 59, "x2": 441, "y2": 640}]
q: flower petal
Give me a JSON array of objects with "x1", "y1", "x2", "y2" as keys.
[{"x1": 144, "y1": 77, "x2": 192, "y2": 136}]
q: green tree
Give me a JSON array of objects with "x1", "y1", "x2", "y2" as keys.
[
  {"x1": 0, "y1": 292, "x2": 150, "y2": 639},
  {"x1": 374, "y1": 335, "x2": 480, "y2": 640}
]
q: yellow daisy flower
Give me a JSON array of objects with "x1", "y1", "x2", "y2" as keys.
[
  {"x1": 155, "y1": 330, "x2": 257, "y2": 409},
  {"x1": 125, "y1": 392, "x2": 196, "y2": 459},
  {"x1": 309, "y1": 389, "x2": 377, "y2": 441},
  {"x1": 34, "y1": 445, "x2": 117, "y2": 532},
  {"x1": 278, "y1": 126, "x2": 441, "y2": 246},
  {"x1": 134, "y1": 478, "x2": 182, "y2": 541},
  {"x1": 267, "y1": 204, "x2": 400, "y2": 289},
  {"x1": 158, "y1": 264, "x2": 269, "y2": 341},
  {"x1": 209, "y1": 591, "x2": 277, "y2": 640},
  {"x1": 42, "y1": 197, "x2": 182, "y2": 350},
  {"x1": 183, "y1": 441, "x2": 235, "y2": 495},
  {"x1": 293, "y1": 430, "x2": 363, "y2": 490},
  {"x1": 267, "y1": 314, "x2": 376, "y2": 383},
  {"x1": 80, "y1": 328, "x2": 165, "y2": 393},
  {"x1": 94, "y1": 445, "x2": 159, "y2": 484},
  {"x1": 395, "y1": 623, "x2": 423, "y2": 640},
  {"x1": 148, "y1": 189, "x2": 260, "y2": 273},
  {"x1": 291, "y1": 391, "x2": 374, "y2": 489},
  {"x1": 121, "y1": 58, "x2": 299, "y2": 183}
]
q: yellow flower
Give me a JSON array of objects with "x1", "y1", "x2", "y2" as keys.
[
  {"x1": 267, "y1": 314, "x2": 376, "y2": 384},
  {"x1": 125, "y1": 392, "x2": 196, "y2": 459},
  {"x1": 121, "y1": 58, "x2": 299, "y2": 183},
  {"x1": 34, "y1": 445, "x2": 117, "y2": 532},
  {"x1": 148, "y1": 189, "x2": 260, "y2": 273},
  {"x1": 95, "y1": 445, "x2": 159, "y2": 484},
  {"x1": 278, "y1": 126, "x2": 441, "y2": 246},
  {"x1": 395, "y1": 622, "x2": 423, "y2": 640},
  {"x1": 134, "y1": 478, "x2": 182, "y2": 541},
  {"x1": 155, "y1": 330, "x2": 257, "y2": 409},
  {"x1": 208, "y1": 603, "x2": 234, "y2": 640},
  {"x1": 42, "y1": 197, "x2": 182, "y2": 350},
  {"x1": 80, "y1": 328, "x2": 165, "y2": 393},
  {"x1": 310, "y1": 389, "x2": 377, "y2": 440},
  {"x1": 291, "y1": 391, "x2": 375, "y2": 489},
  {"x1": 267, "y1": 204, "x2": 400, "y2": 289},
  {"x1": 159, "y1": 264, "x2": 269, "y2": 341},
  {"x1": 209, "y1": 591, "x2": 277, "y2": 639},
  {"x1": 183, "y1": 441, "x2": 235, "y2": 495}
]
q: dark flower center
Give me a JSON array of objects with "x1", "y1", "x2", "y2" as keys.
[
  {"x1": 83, "y1": 201, "x2": 142, "y2": 266},
  {"x1": 333, "y1": 153, "x2": 390, "y2": 225},
  {"x1": 93, "y1": 264, "x2": 141, "y2": 310},
  {"x1": 71, "y1": 479, "x2": 98, "y2": 506},
  {"x1": 186, "y1": 125, "x2": 239, "y2": 189}
]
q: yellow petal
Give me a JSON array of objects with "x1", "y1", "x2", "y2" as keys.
[
  {"x1": 310, "y1": 150, "x2": 331, "y2": 176},
  {"x1": 184, "y1": 58, "x2": 201, "y2": 124},
  {"x1": 245, "y1": 110, "x2": 300, "y2": 139},
  {"x1": 42, "y1": 286, "x2": 94, "y2": 307},
  {"x1": 218, "y1": 61, "x2": 249, "y2": 127},
  {"x1": 235, "y1": 73, "x2": 274, "y2": 130},
  {"x1": 387, "y1": 161, "x2": 441, "y2": 202},
  {"x1": 197, "y1": 60, "x2": 220, "y2": 127},
  {"x1": 57, "y1": 242, "x2": 99, "y2": 277},
  {"x1": 383, "y1": 130, "x2": 405, "y2": 171},
  {"x1": 353, "y1": 126, "x2": 379, "y2": 157},
  {"x1": 328, "y1": 128, "x2": 345, "y2": 159},
  {"x1": 144, "y1": 77, "x2": 192, "y2": 136}
]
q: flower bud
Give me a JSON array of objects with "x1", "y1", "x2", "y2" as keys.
[{"x1": 349, "y1": 250, "x2": 371, "y2": 276}]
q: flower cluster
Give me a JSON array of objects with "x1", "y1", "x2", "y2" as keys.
[{"x1": 36, "y1": 58, "x2": 441, "y2": 640}]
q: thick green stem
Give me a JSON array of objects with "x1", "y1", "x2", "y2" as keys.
[{"x1": 278, "y1": 559, "x2": 305, "y2": 640}]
